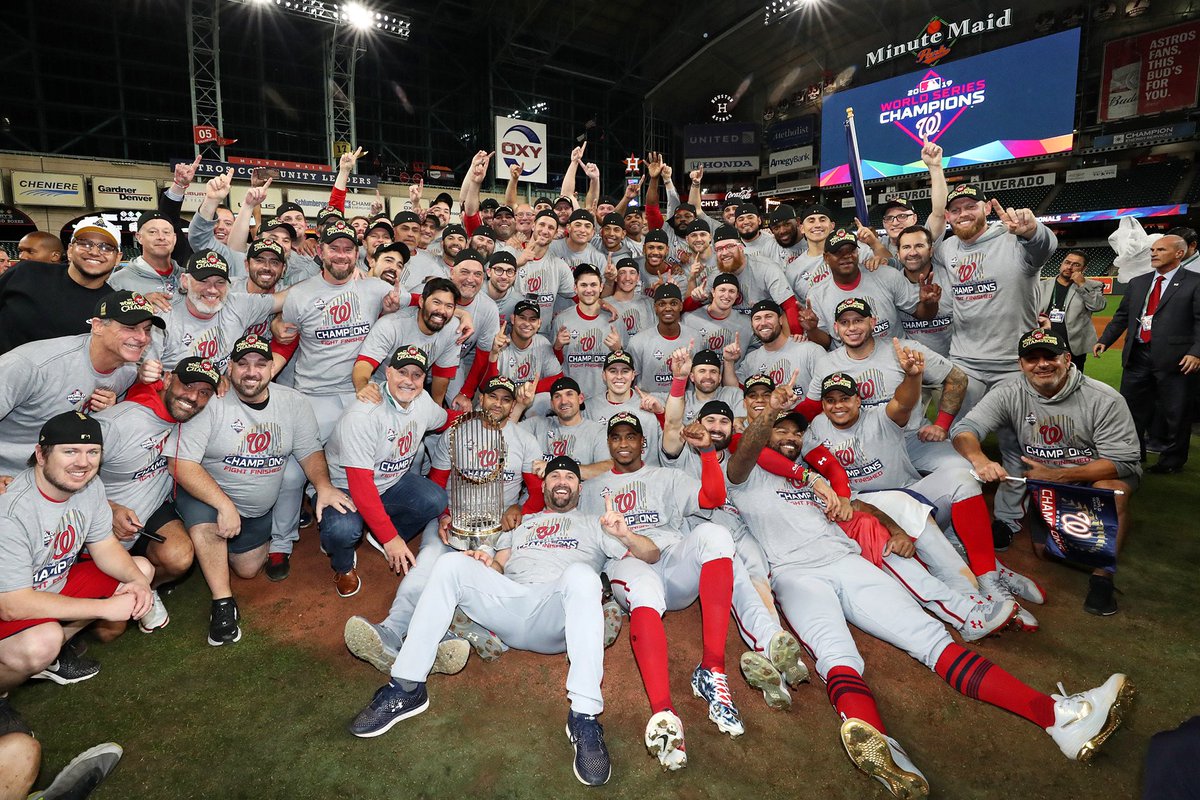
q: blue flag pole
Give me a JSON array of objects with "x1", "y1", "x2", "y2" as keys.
[{"x1": 844, "y1": 107, "x2": 871, "y2": 224}]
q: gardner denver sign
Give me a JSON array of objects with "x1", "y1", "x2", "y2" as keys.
[{"x1": 866, "y1": 8, "x2": 1013, "y2": 68}]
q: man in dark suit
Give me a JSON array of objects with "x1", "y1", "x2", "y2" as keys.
[{"x1": 1095, "y1": 235, "x2": 1200, "y2": 474}]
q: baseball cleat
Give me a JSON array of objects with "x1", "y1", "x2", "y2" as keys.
[
  {"x1": 691, "y1": 665, "x2": 744, "y2": 737},
  {"x1": 602, "y1": 599, "x2": 624, "y2": 648},
  {"x1": 1011, "y1": 605, "x2": 1040, "y2": 632},
  {"x1": 644, "y1": 710, "x2": 687, "y2": 771},
  {"x1": 348, "y1": 680, "x2": 430, "y2": 738},
  {"x1": 740, "y1": 651, "x2": 791, "y2": 710},
  {"x1": 1083, "y1": 574, "x2": 1118, "y2": 616},
  {"x1": 840, "y1": 718, "x2": 930, "y2": 799},
  {"x1": 995, "y1": 562, "x2": 1046, "y2": 605},
  {"x1": 768, "y1": 630, "x2": 810, "y2": 687},
  {"x1": 565, "y1": 710, "x2": 612, "y2": 786},
  {"x1": 344, "y1": 616, "x2": 400, "y2": 675},
  {"x1": 960, "y1": 597, "x2": 1019, "y2": 642},
  {"x1": 432, "y1": 633, "x2": 471, "y2": 676},
  {"x1": 1047, "y1": 673, "x2": 1135, "y2": 762},
  {"x1": 450, "y1": 608, "x2": 505, "y2": 661}
]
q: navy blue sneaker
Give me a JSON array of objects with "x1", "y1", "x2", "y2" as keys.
[
  {"x1": 565, "y1": 710, "x2": 611, "y2": 786},
  {"x1": 348, "y1": 681, "x2": 430, "y2": 738}
]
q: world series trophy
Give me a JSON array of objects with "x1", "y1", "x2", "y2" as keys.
[{"x1": 445, "y1": 411, "x2": 507, "y2": 551}]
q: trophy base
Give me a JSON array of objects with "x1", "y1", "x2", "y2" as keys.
[{"x1": 447, "y1": 526, "x2": 502, "y2": 552}]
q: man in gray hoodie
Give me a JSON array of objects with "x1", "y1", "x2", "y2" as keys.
[
  {"x1": 951, "y1": 330, "x2": 1141, "y2": 617},
  {"x1": 109, "y1": 212, "x2": 183, "y2": 298},
  {"x1": 934, "y1": 184, "x2": 1058, "y2": 548}
]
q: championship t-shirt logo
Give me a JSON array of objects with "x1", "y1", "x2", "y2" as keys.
[
  {"x1": 855, "y1": 368, "x2": 886, "y2": 403},
  {"x1": 317, "y1": 290, "x2": 370, "y2": 342},
  {"x1": 610, "y1": 479, "x2": 660, "y2": 529},
  {"x1": 380, "y1": 425, "x2": 417, "y2": 475},
  {"x1": 225, "y1": 422, "x2": 285, "y2": 472},
  {"x1": 230, "y1": 418, "x2": 246, "y2": 433}
]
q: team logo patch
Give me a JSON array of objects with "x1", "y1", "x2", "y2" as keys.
[
  {"x1": 1025, "y1": 412, "x2": 1037, "y2": 425},
  {"x1": 231, "y1": 418, "x2": 245, "y2": 433},
  {"x1": 67, "y1": 389, "x2": 85, "y2": 404}
]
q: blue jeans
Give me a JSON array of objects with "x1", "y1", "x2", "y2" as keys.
[{"x1": 319, "y1": 472, "x2": 447, "y2": 573}]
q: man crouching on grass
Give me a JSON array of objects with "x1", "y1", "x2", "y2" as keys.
[{"x1": 0, "y1": 412, "x2": 155, "y2": 690}]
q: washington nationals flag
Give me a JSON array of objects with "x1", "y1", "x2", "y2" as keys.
[
  {"x1": 844, "y1": 108, "x2": 870, "y2": 225},
  {"x1": 1027, "y1": 479, "x2": 1120, "y2": 570}
]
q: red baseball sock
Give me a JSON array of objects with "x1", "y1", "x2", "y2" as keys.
[
  {"x1": 950, "y1": 495, "x2": 998, "y2": 576},
  {"x1": 825, "y1": 665, "x2": 887, "y2": 734},
  {"x1": 698, "y1": 558, "x2": 734, "y2": 672},
  {"x1": 935, "y1": 643, "x2": 1055, "y2": 728},
  {"x1": 629, "y1": 606, "x2": 673, "y2": 713}
]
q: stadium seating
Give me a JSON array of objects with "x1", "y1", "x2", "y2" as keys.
[
  {"x1": 1047, "y1": 159, "x2": 1189, "y2": 214},
  {"x1": 1039, "y1": 246, "x2": 1116, "y2": 278}
]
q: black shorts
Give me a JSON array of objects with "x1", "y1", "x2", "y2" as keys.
[
  {"x1": 129, "y1": 498, "x2": 183, "y2": 557},
  {"x1": 175, "y1": 488, "x2": 274, "y2": 555}
]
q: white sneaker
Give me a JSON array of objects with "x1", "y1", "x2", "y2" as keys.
[
  {"x1": 996, "y1": 562, "x2": 1046, "y2": 605},
  {"x1": 644, "y1": 710, "x2": 686, "y2": 771},
  {"x1": 137, "y1": 591, "x2": 170, "y2": 633},
  {"x1": 960, "y1": 597, "x2": 1019, "y2": 642},
  {"x1": 839, "y1": 718, "x2": 930, "y2": 798},
  {"x1": 976, "y1": 573, "x2": 1039, "y2": 631},
  {"x1": 1046, "y1": 673, "x2": 1135, "y2": 762}
]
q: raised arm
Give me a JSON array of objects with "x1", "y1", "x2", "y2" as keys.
[
  {"x1": 229, "y1": 179, "x2": 272, "y2": 253},
  {"x1": 460, "y1": 150, "x2": 491, "y2": 217},
  {"x1": 559, "y1": 143, "x2": 585, "y2": 208},
  {"x1": 662, "y1": 342, "x2": 694, "y2": 458},
  {"x1": 921, "y1": 140, "x2": 947, "y2": 238},
  {"x1": 504, "y1": 160, "x2": 522, "y2": 207},
  {"x1": 727, "y1": 370, "x2": 797, "y2": 485},
  {"x1": 884, "y1": 338, "x2": 926, "y2": 427}
]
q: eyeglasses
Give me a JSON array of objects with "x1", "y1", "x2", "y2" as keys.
[
  {"x1": 490, "y1": 267, "x2": 517, "y2": 276},
  {"x1": 882, "y1": 213, "x2": 916, "y2": 223},
  {"x1": 72, "y1": 238, "x2": 119, "y2": 254}
]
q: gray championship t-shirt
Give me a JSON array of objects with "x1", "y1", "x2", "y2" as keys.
[
  {"x1": 552, "y1": 305, "x2": 623, "y2": 400},
  {"x1": 93, "y1": 399, "x2": 177, "y2": 527},
  {"x1": 520, "y1": 416, "x2": 609, "y2": 465},
  {"x1": 357, "y1": 305, "x2": 461, "y2": 383},
  {"x1": 808, "y1": 267, "x2": 921, "y2": 344},
  {"x1": 516, "y1": 255, "x2": 575, "y2": 336},
  {"x1": 428, "y1": 420, "x2": 540, "y2": 508},
  {"x1": 578, "y1": 463, "x2": 705, "y2": 549},
  {"x1": 448, "y1": 292, "x2": 501, "y2": 401},
  {"x1": 704, "y1": 255, "x2": 793, "y2": 314},
  {"x1": 150, "y1": 293, "x2": 276, "y2": 371},
  {"x1": 581, "y1": 400, "x2": 663, "y2": 467},
  {"x1": 326, "y1": 390, "x2": 448, "y2": 494},
  {"x1": 685, "y1": 307, "x2": 754, "y2": 356},
  {"x1": 496, "y1": 509, "x2": 628, "y2": 585},
  {"x1": 496, "y1": 336, "x2": 561, "y2": 387},
  {"x1": 802, "y1": 405, "x2": 921, "y2": 493},
  {"x1": 737, "y1": 339, "x2": 825, "y2": 400},
  {"x1": 626, "y1": 324, "x2": 704, "y2": 393}
]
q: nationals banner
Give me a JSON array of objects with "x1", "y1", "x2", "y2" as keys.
[
  {"x1": 1027, "y1": 479, "x2": 1120, "y2": 570},
  {"x1": 1098, "y1": 20, "x2": 1200, "y2": 122}
]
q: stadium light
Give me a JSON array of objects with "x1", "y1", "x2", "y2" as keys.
[
  {"x1": 764, "y1": 0, "x2": 819, "y2": 26},
  {"x1": 224, "y1": 0, "x2": 412, "y2": 40}
]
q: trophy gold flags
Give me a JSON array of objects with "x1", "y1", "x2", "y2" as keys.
[{"x1": 445, "y1": 411, "x2": 507, "y2": 551}]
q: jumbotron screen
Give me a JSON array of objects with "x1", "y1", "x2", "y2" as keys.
[{"x1": 819, "y1": 28, "x2": 1080, "y2": 186}]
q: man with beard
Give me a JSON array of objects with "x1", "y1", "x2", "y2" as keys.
[
  {"x1": 109, "y1": 211, "x2": 181, "y2": 297},
  {"x1": 627, "y1": 284, "x2": 703, "y2": 393},
  {"x1": 803, "y1": 229, "x2": 939, "y2": 349},
  {"x1": 357, "y1": 217, "x2": 395, "y2": 273},
  {"x1": 1036, "y1": 250, "x2": 1106, "y2": 372},
  {"x1": 728, "y1": 378, "x2": 1134, "y2": 798},
  {"x1": 581, "y1": 350, "x2": 665, "y2": 468},
  {"x1": 624, "y1": 205, "x2": 647, "y2": 246},
  {"x1": 490, "y1": 205, "x2": 520, "y2": 252},
  {"x1": 440, "y1": 251, "x2": 501, "y2": 411},
  {"x1": 784, "y1": 205, "x2": 876, "y2": 301},
  {"x1": 807, "y1": 298, "x2": 968, "y2": 474},
  {"x1": 519, "y1": 377, "x2": 611, "y2": 478},
  {"x1": 343, "y1": 376, "x2": 544, "y2": 671},
  {"x1": 934, "y1": 184, "x2": 1058, "y2": 546},
  {"x1": 469, "y1": 225, "x2": 497, "y2": 260},
  {"x1": 323, "y1": 346, "x2": 455, "y2": 597},
  {"x1": 485, "y1": 300, "x2": 563, "y2": 395},
  {"x1": 170, "y1": 334, "x2": 351, "y2": 643},
  {"x1": 731, "y1": 300, "x2": 824, "y2": 405},
  {"x1": 683, "y1": 219, "x2": 717, "y2": 278},
  {"x1": 553, "y1": 265, "x2": 623, "y2": 400},
  {"x1": 671, "y1": 348, "x2": 745, "y2": 424},
  {"x1": 402, "y1": 224, "x2": 468, "y2": 290},
  {"x1": 146, "y1": 250, "x2": 281, "y2": 372},
  {"x1": 515, "y1": 210, "x2": 576, "y2": 333},
  {"x1": 367, "y1": 242, "x2": 409, "y2": 287},
  {"x1": 732, "y1": 203, "x2": 785, "y2": 264},
  {"x1": 660, "y1": 388, "x2": 810, "y2": 712},
  {"x1": 93, "y1": 357, "x2": 219, "y2": 633},
  {"x1": 954, "y1": 329, "x2": 1141, "y2": 616},
  {"x1": 0, "y1": 217, "x2": 125, "y2": 354},
  {"x1": 893, "y1": 226, "x2": 954, "y2": 357},
  {"x1": 634, "y1": 229, "x2": 688, "y2": 300},
  {"x1": 579, "y1": 413, "x2": 743, "y2": 769},
  {"x1": 355, "y1": 277, "x2": 462, "y2": 405},
  {"x1": 0, "y1": 291, "x2": 161, "y2": 475},
  {"x1": 267, "y1": 220, "x2": 402, "y2": 577},
  {"x1": 549, "y1": 210, "x2": 608, "y2": 270},
  {"x1": 707, "y1": 226, "x2": 800, "y2": 332},
  {"x1": 806, "y1": 360, "x2": 1044, "y2": 631},
  {"x1": 483, "y1": 250, "x2": 521, "y2": 319},
  {"x1": 767, "y1": 205, "x2": 807, "y2": 264},
  {"x1": 605, "y1": 257, "x2": 655, "y2": 338},
  {"x1": 348, "y1": 456, "x2": 654, "y2": 787},
  {"x1": 641, "y1": 155, "x2": 694, "y2": 261},
  {"x1": 0, "y1": 412, "x2": 156, "y2": 688},
  {"x1": 685, "y1": 273, "x2": 752, "y2": 359}
]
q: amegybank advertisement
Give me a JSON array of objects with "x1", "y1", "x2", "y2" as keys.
[{"x1": 820, "y1": 28, "x2": 1080, "y2": 186}]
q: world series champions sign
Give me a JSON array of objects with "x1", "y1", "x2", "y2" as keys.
[{"x1": 1028, "y1": 479, "x2": 1120, "y2": 570}]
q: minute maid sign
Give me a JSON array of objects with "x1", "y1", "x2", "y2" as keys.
[{"x1": 866, "y1": 8, "x2": 1013, "y2": 68}]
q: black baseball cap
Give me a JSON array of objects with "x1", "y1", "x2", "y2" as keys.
[
  {"x1": 604, "y1": 350, "x2": 635, "y2": 370},
  {"x1": 185, "y1": 249, "x2": 230, "y2": 281},
  {"x1": 247, "y1": 239, "x2": 285, "y2": 261},
  {"x1": 441, "y1": 224, "x2": 468, "y2": 240},
  {"x1": 392, "y1": 211, "x2": 421, "y2": 226},
  {"x1": 824, "y1": 228, "x2": 858, "y2": 252},
  {"x1": 713, "y1": 273, "x2": 740, "y2": 291},
  {"x1": 479, "y1": 198, "x2": 500, "y2": 211},
  {"x1": 601, "y1": 212, "x2": 624, "y2": 228},
  {"x1": 389, "y1": 345, "x2": 430, "y2": 371},
  {"x1": 721, "y1": 198, "x2": 741, "y2": 211},
  {"x1": 493, "y1": 205, "x2": 515, "y2": 218},
  {"x1": 945, "y1": 184, "x2": 987, "y2": 208},
  {"x1": 692, "y1": 350, "x2": 722, "y2": 369},
  {"x1": 607, "y1": 410, "x2": 643, "y2": 434},
  {"x1": 800, "y1": 204, "x2": 834, "y2": 221},
  {"x1": 229, "y1": 333, "x2": 271, "y2": 363},
  {"x1": 489, "y1": 251, "x2": 517, "y2": 268},
  {"x1": 260, "y1": 218, "x2": 298, "y2": 239},
  {"x1": 834, "y1": 297, "x2": 874, "y2": 320},
  {"x1": 568, "y1": 209, "x2": 595, "y2": 225},
  {"x1": 550, "y1": 376, "x2": 582, "y2": 396},
  {"x1": 544, "y1": 455, "x2": 581, "y2": 479},
  {"x1": 675, "y1": 202, "x2": 697, "y2": 215},
  {"x1": 598, "y1": 195, "x2": 618, "y2": 207},
  {"x1": 644, "y1": 229, "x2": 669, "y2": 245},
  {"x1": 513, "y1": 299, "x2": 540, "y2": 317},
  {"x1": 553, "y1": 196, "x2": 575, "y2": 208},
  {"x1": 172, "y1": 356, "x2": 221, "y2": 389},
  {"x1": 276, "y1": 202, "x2": 304, "y2": 218},
  {"x1": 432, "y1": 192, "x2": 454, "y2": 207},
  {"x1": 136, "y1": 211, "x2": 172, "y2": 230},
  {"x1": 735, "y1": 203, "x2": 759, "y2": 218},
  {"x1": 321, "y1": 220, "x2": 358, "y2": 245},
  {"x1": 615, "y1": 257, "x2": 639, "y2": 272},
  {"x1": 574, "y1": 264, "x2": 602, "y2": 282},
  {"x1": 713, "y1": 224, "x2": 740, "y2": 244},
  {"x1": 653, "y1": 283, "x2": 682, "y2": 301},
  {"x1": 1018, "y1": 328, "x2": 1069, "y2": 357},
  {"x1": 374, "y1": 241, "x2": 411, "y2": 262},
  {"x1": 698, "y1": 400, "x2": 735, "y2": 421},
  {"x1": 743, "y1": 374, "x2": 775, "y2": 394},
  {"x1": 750, "y1": 299, "x2": 782, "y2": 317},
  {"x1": 767, "y1": 205, "x2": 797, "y2": 225},
  {"x1": 773, "y1": 411, "x2": 809, "y2": 431},
  {"x1": 821, "y1": 372, "x2": 859, "y2": 397},
  {"x1": 366, "y1": 218, "x2": 394, "y2": 236},
  {"x1": 875, "y1": 197, "x2": 914, "y2": 218},
  {"x1": 480, "y1": 375, "x2": 517, "y2": 396},
  {"x1": 39, "y1": 411, "x2": 102, "y2": 448},
  {"x1": 453, "y1": 248, "x2": 485, "y2": 266},
  {"x1": 472, "y1": 225, "x2": 497, "y2": 241},
  {"x1": 93, "y1": 291, "x2": 166, "y2": 329},
  {"x1": 684, "y1": 219, "x2": 711, "y2": 235},
  {"x1": 535, "y1": 209, "x2": 560, "y2": 224},
  {"x1": 534, "y1": 196, "x2": 553, "y2": 207}
]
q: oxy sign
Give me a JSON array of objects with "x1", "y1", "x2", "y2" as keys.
[{"x1": 494, "y1": 117, "x2": 548, "y2": 184}]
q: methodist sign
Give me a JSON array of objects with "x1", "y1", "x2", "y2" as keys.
[
  {"x1": 494, "y1": 117, "x2": 548, "y2": 184},
  {"x1": 11, "y1": 171, "x2": 86, "y2": 208}
]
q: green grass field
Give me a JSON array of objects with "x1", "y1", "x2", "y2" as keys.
[{"x1": 13, "y1": 295, "x2": 1200, "y2": 799}]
